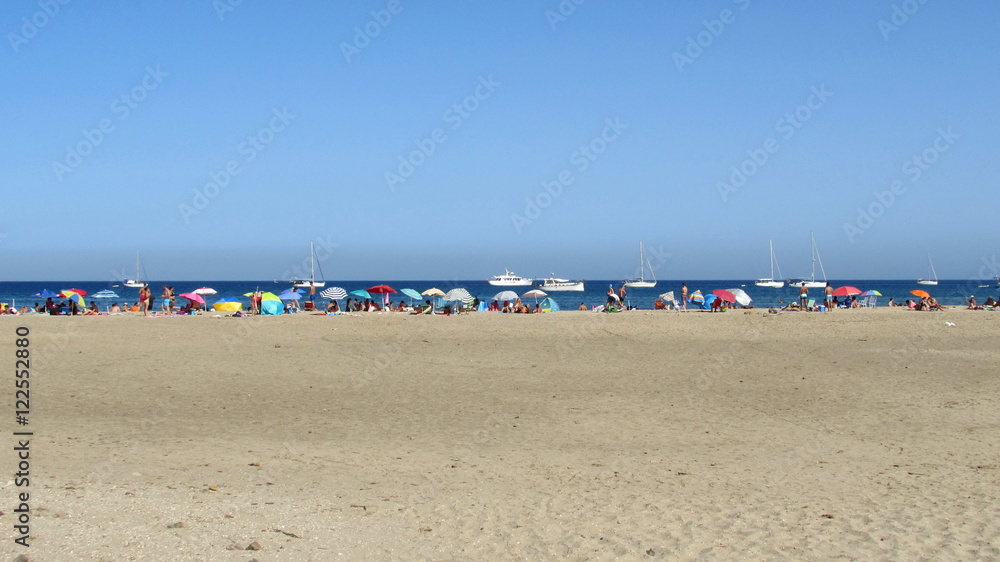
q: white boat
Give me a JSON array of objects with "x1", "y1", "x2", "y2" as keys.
[
  {"x1": 755, "y1": 240, "x2": 785, "y2": 288},
  {"x1": 624, "y1": 242, "x2": 657, "y2": 288},
  {"x1": 122, "y1": 249, "x2": 145, "y2": 288},
  {"x1": 290, "y1": 242, "x2": 326, "y2": 288},
  {"x1": 535, "y1": 275, "x2": 584, "y2": 291},
  {"x1": 788, "y1": 232, "x2": 828, "y2": 288},
  {"x1": 916, "y1": 254, "x2": 938, "y2": 286},
  {"x1": 488, "y1": 268, "x2": 533, "y2": 286}
]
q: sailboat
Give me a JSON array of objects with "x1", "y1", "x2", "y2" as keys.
[
  {"x1": 787, "y1": 232, "x2": 828, "y2": 288},
  {"x1": 755, "y1": 240, "x2": 784, "y2": 288},
  {"x1": 916, "y1": 255, "x2": 938, "y2": 285},
  {"x1": 290, "y1": 242, "x2": 326, "y2": 288},
  {"x1": 122, "y1": 249, "x2": 145, "y2": 288},
  {"x1": 624, "y1": 241, "x2": 657, "y2": 288}
]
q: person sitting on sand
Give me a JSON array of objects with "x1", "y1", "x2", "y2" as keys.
[
  {"x1": 928, "y1": 297, "x2": 945, "y2": 311},
  {"x1": 327, "y1": 300, "x2": 340, "y2": 313},
  {"x1": 983, "y1": 296, "x2": 996, "y2": 309},
  {"x1": 886, "y1": 298, "x2": 895, "y2": 307},
  {"x1": 580, "y1": 302, "x2": 588, "y2": 311},
  {"x1": 967, "y1": 295, "x2": 977, "y2": 309},
  {"x1": 110, "y1": 303, "x2": 121, "y2": 313}
]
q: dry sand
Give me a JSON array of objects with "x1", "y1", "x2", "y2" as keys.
[{"x1": 3, "y1": 308, "x2": 999, "y2": 560}]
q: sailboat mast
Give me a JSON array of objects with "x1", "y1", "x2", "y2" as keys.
[
  {"x1": 136, "y1": 249, "x2": 141, "y2": 283},
  {"x1": 310, "y1": 242, "x2": 315, "y2": 284},
  {"x1": 638, "y1": 242, "x2": 644, "y2": 279}
]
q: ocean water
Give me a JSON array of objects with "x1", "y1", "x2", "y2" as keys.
[{"x1": 1, "y1": 279, "x2": 996, "y2": 311}]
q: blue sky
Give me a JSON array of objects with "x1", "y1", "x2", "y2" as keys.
[{"x1": 3, "y1": 0, "x2": 998, "y2": 281}]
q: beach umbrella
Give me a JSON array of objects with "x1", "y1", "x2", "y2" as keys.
[
  {"x1": 179, "y1": 292, "x2": 206, "y2": 305},
  {"x1": 444, "y1": 288, "x2": 474, "y2": 303},
  {"x1": 400, "y1": 288, "x2": 423, "y2": 302},
  {"x1": 726, "y1": 288, "x2": 752, "y2": 306},
  {"x1": 712, "y1": 289, "x2": 737, "y2": 303},
  {"x1": 522, "y1": 289, "x2": 547, "y2": 304},
  {"x1": 66, "y1": 288, "x2": 89, "y2": 297},
  {"x1": 320, "y1": 287, "x2": 347, "y2": 300},
  {"x1": 861, "y1": 290, "x2": 882, "y2": 296},
  {"x1": 910, "y1": 289, "x2": 931, "y2": 299},
  {"x1": 62, "y1": 291, "x2": 86, "y2": 307},
  {"x1": 213, "y1": 297, "x2": 243, "y2": 312},
  {"x1": 92, "y1": 289, "x2": 119, "y2": 311},
  {"x1": 832, "y1": 286, "x2": 862, "y2": 297},
  {"x1": 280, "y1": 292, "x2": 301, "y2": 300},
  {"x1": 422, "y1": 287, "x2": 445, "y2": 297},
  {"x1": 492, "y1": 290, "x2": 519, "y2": 302},
  {"x1": 367, "y1": 285, "x2": 397, "y2": 294},
  {"x1": 350, "y1": 289, "x2": 372, "y2": 299},
  {"x1": 688, "y1": 290, "x2": 705, "y2": 303},
  {"x1": 33, "y1": 289, "x2": 59, "y2": 298},
  {"x1": 193, "y1": 287, "x2": 217, "y2": 295},
  {"x1": 659, "y1": 291, "x2": 675, "y2": 302},
  {"x1": 367, "y1": 285, "x2": 396, "y2": 305}
]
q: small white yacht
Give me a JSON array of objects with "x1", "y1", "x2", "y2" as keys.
[{"x1": 488, "y1": 269, "x2": 533, "y2": 286}]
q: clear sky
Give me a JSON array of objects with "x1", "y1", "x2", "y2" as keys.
[{"x1": 3, "y1": 1, "x2": 998, "y2": 281}]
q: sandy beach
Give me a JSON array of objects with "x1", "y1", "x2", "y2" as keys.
[{"x1": 4, "y1": 308, "x2": 999, "y2": 560}]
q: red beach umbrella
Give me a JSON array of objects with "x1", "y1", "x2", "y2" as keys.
[
  {"x1": 712, "y1": 289, "x2": 737, "y2": 302},
  {"x1": 366, "y1": 285, "x2": 397, "y2": 294},
  {"x1": 832, "y1": 286, "x2": 862, "y2": 297},
  {"x1": 66, "y1": 288, "x2": 89, "y2": 296}
]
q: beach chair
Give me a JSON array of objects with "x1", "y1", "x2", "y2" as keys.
[
  {"x1": 303, "y1": 301, "x2": 315, "y2": 311},
  {"x1": 807, "y1": 299, "x2": 816, "y2": 311}
]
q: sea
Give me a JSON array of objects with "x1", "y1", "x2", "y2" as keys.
[{"x1": 2, "y1": 279, "x2": 995, "y2": 311}]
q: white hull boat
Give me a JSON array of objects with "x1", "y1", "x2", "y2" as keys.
[
  {"x1": 122, "y1": 249, "x2": 145, "y2": 288},
  {"x1": 536, "y1": 276, "x2": 585, "y2": 291},
  {"x1": 488, "y1": 269, "x2": 533, "y2": 286},
  {"x1": 916, "y1": 255, "x2": 938, "y2": 285},
  {"x1": 755, "y1": 240, "x2": 784, "y2": 288},
  {"x1": 290, "y1": 242, "x2": 326, "y2": 288},
  {"x1": 624, "y1": 241, "x2": 657, "y2": 288},
  {"x1": 788, "y1": 232, "x2": 827, "y2": 289}
]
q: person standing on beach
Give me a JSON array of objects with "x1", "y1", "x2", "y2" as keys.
[
  {"x1": 618, "y1": 283, "x2": 627, "y2": 305},
  {"x1": 161, "y1": 285, "x2": 172, "y2": 313},
  {"x1": 799, "y1": 283, "x2": 808, "y2": 309},
  {"x1": 824, "y1": 282, "x2": 834, "y2": 311},
  {"x1": 139, "y1": 284, "x2": 150, "y2": 315},
  {"x1": 681, "y1": 283, "x2": 688, "y2": 310}
]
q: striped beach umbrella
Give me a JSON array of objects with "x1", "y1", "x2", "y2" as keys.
[
  {"x1": 444, "y1": 288, "x2": 474, "y2": 303},
  {"x1": 320, "y1": 286, "x2": 347, "y2": 300}
]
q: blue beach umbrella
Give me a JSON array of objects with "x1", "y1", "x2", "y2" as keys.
[
  {"x1": 351, "y1": 289, "x2": 372, "y2": 299},
  {"x1": 33, "y1": 289, "x2": 59, "y2": 298}
]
